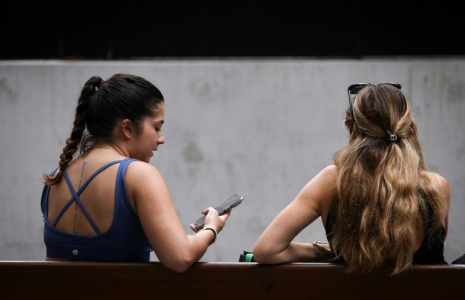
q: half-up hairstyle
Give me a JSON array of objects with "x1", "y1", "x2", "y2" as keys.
[
  {"x1": 331, "y1": 84, "x2": 448, "y2": 274},
  {"x1": 43, "y1": 74, "x2": 164, "y2": 185}
]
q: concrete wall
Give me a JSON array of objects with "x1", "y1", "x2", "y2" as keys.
[{"x1": 1, "y1": 59, "x2": 464, "y2": 263}]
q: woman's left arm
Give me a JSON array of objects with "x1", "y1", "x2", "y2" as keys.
[{"x1": 253, "y1": 165, "x2": 337, "y2": 264}]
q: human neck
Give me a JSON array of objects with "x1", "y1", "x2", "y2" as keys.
[{"x1": 93, "y1": 142, "x2": 127, "y2": 157}]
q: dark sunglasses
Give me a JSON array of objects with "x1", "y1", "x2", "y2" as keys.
[{"x1": 347, "y1": 83, "x2": 401, "y2": 122}]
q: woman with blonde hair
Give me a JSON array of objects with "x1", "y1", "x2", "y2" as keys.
[{"x1": 253, "y1": 83, "x2": 450, "y2": 274}]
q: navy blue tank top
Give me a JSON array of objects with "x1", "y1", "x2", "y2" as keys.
[{"x1": 41, "y1": 158, "x2": 153, "y2": 261}]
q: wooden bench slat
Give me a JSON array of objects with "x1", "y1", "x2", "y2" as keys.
[{"x1": 1, "y1": 262, "x2": 463, "y2": 299}]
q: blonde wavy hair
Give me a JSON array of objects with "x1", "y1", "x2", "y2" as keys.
[{"x1": 331, "y1": 84, "x2": 447, "y2": 274}]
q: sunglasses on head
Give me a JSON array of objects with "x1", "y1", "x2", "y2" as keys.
[{"x1": 347, "y1": 82, "x2": 402, "y2": 122}]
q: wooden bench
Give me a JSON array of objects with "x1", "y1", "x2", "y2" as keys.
[{"x1": 0, "y1": 261, "x2": 463, "y2": 299}]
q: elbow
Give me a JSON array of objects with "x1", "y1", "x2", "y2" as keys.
[
  {"x1": 252, "y1": 253, "x2": 266, "y2": 264},
  {"x1": 253, "y1": 253, "x2": 271, "y2": 264},
  {"x1": 170, "y1": 261, "x2": 191, "y2": 273},
  {"x1": 160, "y1": 252, "x2": 196, "y2": 273},
  {"x1": 253, "y1": 240, "x2": 286, "y2": 264},
  {"x1": 170, "y1": 256, "x2": 196, "y2": 273},
  {"x1": 252, "y1": 245, "x2": 271, "y2": 264}
]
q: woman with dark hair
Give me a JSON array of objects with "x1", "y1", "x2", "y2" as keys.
[
  {"x1": 41, "y1": 74, "x2": 229, "y2": 272},
  {"x1": 253, "y1": 83, "x2": 450, "y2": 274}
]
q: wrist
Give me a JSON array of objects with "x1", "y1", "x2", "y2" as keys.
[{"x1": 199, "y1": 227, "x2": 217, "y2": 245}]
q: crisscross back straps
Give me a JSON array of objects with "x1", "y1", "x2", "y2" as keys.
[{"x1": 52, "y1": 160, "x2": 123, "y2": 235}]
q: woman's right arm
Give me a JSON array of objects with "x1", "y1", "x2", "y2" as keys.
[{"x1": 125, "y1": 161, "x2": 229, "y2": 273}]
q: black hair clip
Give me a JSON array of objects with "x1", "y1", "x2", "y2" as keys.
[{"x1": 384, "y1": 130, "x2": 399, "y2": 145}]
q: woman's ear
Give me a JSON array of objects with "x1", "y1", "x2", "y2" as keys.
[{"x1": 120, "y1": 119, "x2": 133, "y2": 139}]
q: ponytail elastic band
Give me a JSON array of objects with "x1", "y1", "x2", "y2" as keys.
[
  {"x1": 95, "y1": 80, "x2": 106, "y2": 91},
  {"x1": 385, "y1": 130, "x2": 399, "y2": 145}
]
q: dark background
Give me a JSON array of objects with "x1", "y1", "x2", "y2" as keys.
[{"x1": 1, "y1": 1, "x2": 463, "y2": 60}]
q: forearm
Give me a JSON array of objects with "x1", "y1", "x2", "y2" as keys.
[
  {"x1": 254, "y1": 242, "x2": 316, "y2": 264},
  {"x1": 157, "y1": 230, "x2": 215, "y2": 273},
  {"x1": 186, "y1": 229, "x2": 217, "y2": 262}
]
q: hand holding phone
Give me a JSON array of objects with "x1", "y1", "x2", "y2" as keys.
[{"x1": 193, "y1": 193, "x2": 244, "y2": 230}]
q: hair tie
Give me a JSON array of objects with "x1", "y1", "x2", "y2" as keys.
[
  {"x1": 385, "y1": 130, "x2": 399, "y2": 145},
  {"x1": 95, "y1": 80, "x2": 106, "y2": 91}
]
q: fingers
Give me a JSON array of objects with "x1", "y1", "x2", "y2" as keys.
[
  {"x1": 220, "y1": 210, "x2": 231, "y2": 220},
  {"x1": 203, "y1": 207, "x2": 219, "y2": 216},
  {"x1": 203, "y1": 207, "x2": 223, "y2": 232},
  {"x1": 197, "y1": 207, "x2": 232, "y2": 235},
  {"x1": 189, "y1": 224, "x2": 199, "y2": 233}
]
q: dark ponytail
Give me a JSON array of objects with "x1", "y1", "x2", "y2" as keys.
[{"x1": 43, "y1": 76, "x2": 104, "y2": 185}]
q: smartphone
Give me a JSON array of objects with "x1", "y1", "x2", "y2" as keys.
[{"x1": 193, "y1": 193, "x2": 244, "y2": 230}]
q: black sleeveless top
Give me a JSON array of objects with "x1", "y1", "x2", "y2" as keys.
[{"x1": 324, "y1": 192, "x2": 447, "y2": 265}]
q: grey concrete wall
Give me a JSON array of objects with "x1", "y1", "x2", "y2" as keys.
[{"x1": 1, "y1": 59, "x2": 464, "y2": 263}]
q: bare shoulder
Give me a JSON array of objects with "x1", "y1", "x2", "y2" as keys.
[
  {"x1": 302, "y1": 164, "x2": 337, "y2": 189},
  {"x1": 321, "y1": 164, "x2": 338, "y2": 178},
  {"x1": 311, "y1": 164, "x2": 338, "y2": 188},
  {"x1": 314, "y1": 165, "x2": 337, "y2": 213},
  {"x1": 425, "y1": 173, "x2": 451, "y2": 218},
  {"x1": 123, "y1": 161, "x2": 171, "y2": 212},
  {"x1": 124, "y1": 161, "x2": 167, "y2": 192},
  {"x1": 437, "y1": 174, "x2": 450, "y2": 192},
  {"x1": 298, "y1": 165, "x2": 338, "y2": 208},
  {"x1": 126, "y1": 160, "x2": 161, "y2": 176},
  {"x1": 430, "y1": 172, "x2": 450, "y2": 198},
  {"x1": 437, "y1": 174, "x2": 451, "y2": 207}
]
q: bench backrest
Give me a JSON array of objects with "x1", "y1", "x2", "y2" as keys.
[{"x1": 1, "y1": 261, "x2": 463, "y2": 299}]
